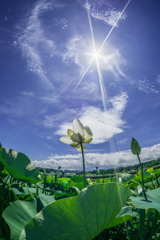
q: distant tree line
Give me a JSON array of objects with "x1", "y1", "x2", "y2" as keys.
[
  {"x1": 90, "y1": 158, "x2": 160, "y2": 175},
  {"x1": 38, "y1": 158, "x2": 160, "y2": 175}
]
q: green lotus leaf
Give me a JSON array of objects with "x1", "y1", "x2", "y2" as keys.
[
  {"x1": 134, "y1": 170, "x2": 151, "y2": 182},
  {"x1": 38, "y1": 194, "x2": 56, "y2": 206},
  {"x1": 12, "y1": 187, "x2": 37, "y2": 197},
  {"x1": 130, "y1": 187, "x2": 160, "y2": 212},
  {"x1": 107, "y1": 206, "x2": 138, "y2": 228},
  {"x1": 20, "y1": 183, "x2": 131, "y2": 240},
  {"x1": 57, "y1": 177, "x2": 71, "y2": 182},
  {"x1": 3, "y1": 199, "x2": 37, "y2": 240},
  {"x1": 0, "y1": 148, "x2": 41, "y2": 183},
  {"x1": 46, "y1": 175, "x2": 55, "y2": 184},
  {"x1": 65, "y1": 180, "x2": 88, "y2": 190},
  {"x1": 70, "y1": 175, "x2": 85, "y2": 182},
  {"x1": 2, "y1": 195, "x2": 56, "y2": 240}
]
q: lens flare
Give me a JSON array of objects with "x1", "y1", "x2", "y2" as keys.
[
  {"x1": 75, "y1": 0, "x2": 131, "y2": 109},
  {"x1": 92, "y1": 51, "x2": 100, "y2": 60},
  {"x1": 83, "y1": 3, "x2": 131, "y2": 238}
]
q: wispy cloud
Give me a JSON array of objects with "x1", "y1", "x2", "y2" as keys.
[
  {"x1": 99, "y1": 49, "x2": 126, "y2": 77},
  {"x1": 19, "y1": 91, "x2": 35, "y2": 97},
  {"x1": 137, "y1": 77, "x2": 158, "y2": 94},
  {"x1": 90, "y1": 9, "x2": 126, "y2": 27},
  {"x1": 16, "y1": 0, "x2": 55, "y2": 89},
  {"x1": 0, "y1": 94, "x2": 35, "y2": 118},
  {"x1": 55, "y1": 92, "x2": 128, "y2": 144},
  {"x1": 82, "y1": 1, "x2": 127, "y2": 27},
  {"x1": 15, "y1": 0, "x2": 127, "y2": 94},
  {"x1": 117, "y1": 138, "x2": 128, "y2": 145},
  {"x1": 41, "y1": 108, "x2": 77, "y2": 129},
  {"x1": 55, "y1": 17, "x2": 68, "y2": 29},
  {"x1": 32, "y1": 143, "x2": 160, "y2": 170},
  {"x1": 63, "y1": 35, "x2": 126, "y2": 78},
  {"x1": 0, "y1": 91, "x2": 42, "y2": 124}
]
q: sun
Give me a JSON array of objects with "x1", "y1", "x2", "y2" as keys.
[
  {"x1": 92, "y1": 50, "x2": 100, "y2": 60},
  {"x1": 86, "y1": 48, "x2": 101, "y2": 62}
]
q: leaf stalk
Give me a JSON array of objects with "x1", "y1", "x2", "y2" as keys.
[
  {"x1": 137, "y1": 153, "x2": 148, "y2": 201},
  {"x1": 80, "y1": 143, "x2": 86, "y2": 188}
]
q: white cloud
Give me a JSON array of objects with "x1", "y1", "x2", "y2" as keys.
[
  {"x1": 16, "y1": 0, "x2": 127, "y2": 93},
  {"x1": 32, "y1": 143, "x2": 160, "y2": 170},
  {"x1": 137, "y1": 77, "x2": 158, "y2": 94},
  {"x1": 17, "y1": 0, "x2": 55, "y2": 89},
  {"x1": 42, "y1": 108, "x2": 77, "y2": 129},
  {"x1": 99, "y1": 49, "x2": 126, "y2": 77},
  {"x1": 64, "y1": 35, "x2": 126, "y2": 78},
  {"x1": 19, "y1": 91, "x2": 35, "y2": 97},
  {"x1": 55, "y1": 92, "x2": 128, "y2": 144},
  {"x1": 90, "y1": 9, "x2": 126, "y2": 27},
  {"x1": 82, "y1": 1, "x2": 127, "y2": 27},
  {"x1": 117, "y1": 138, "x2": 128, "y2": 145},
  {"x1": 55, "y1": 18, "x2": 68, "y2": 29}
]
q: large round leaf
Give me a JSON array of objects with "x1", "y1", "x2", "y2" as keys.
[
  {"x1": 0, "y1": 148, "x2": 41, "y2": 183},
  {"x1": 20, "y1": 183, "x2": 131, "y2": 240},
  {"x1": 106, "y1": 206, "x2": 138, "y2": 228},
  {"x1": 3, "y1": 200, "x2": 37, "y2": 240},
  {"x1": 2, "y1": 195, "x2": 56, "y2": 240},
  {"x1": 131, "y1": 187, "x2": 160, "y2": 212}
]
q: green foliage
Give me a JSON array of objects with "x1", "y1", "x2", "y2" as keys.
[
  {"x1": 3, "y1": 195, "x2": 56, "y2": 240},
  {"x1": 1, "y1": 139, "x2": 160, "y2": 240},
  {"x1": 0, "y1": 148, "x2": 41, "y2": 183},
  {"x1": 46, "y1": 174, "x2": 55, "y2": 184},
  {"x1": 65, "y1": 180, "x2": 88, "y2": 190},
  {"x1": 69, "y1": 175, "x2": 85, "y2": 182},
  {"x1": 147, "y1": 167, "x2": 154, "y2": 173},
  {"x1": 134, "y1": 170, "x2": 151, "y2": 183},
  {"x1": 106, "y1": 206, "x2": 138, "y2": 229},
  {"x1": 20, "y1": 183, "x2": 131, "y2": 240},
  {"x1": 112, "y1": 173, "x2": 134, "y2": 183},
  {"x1": 131, "y1": 187, "x2": 160, "y2": 212}
]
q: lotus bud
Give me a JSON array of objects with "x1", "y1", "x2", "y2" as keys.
[{"x1": 131, "y1": 137, "x2": 141, "y2": 155}]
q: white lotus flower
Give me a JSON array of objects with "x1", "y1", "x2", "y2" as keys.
[{"x1": 60, "y1": 118, "x2": 93, "y2": 152}]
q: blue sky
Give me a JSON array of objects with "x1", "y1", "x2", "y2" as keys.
[{"x1": 1, "y1": 0, "x2": 160, "y2": 170}]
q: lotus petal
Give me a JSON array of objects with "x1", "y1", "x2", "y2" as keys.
[
  {"x1": 60, "y1": 136, "x2": 74, "y2": 144},
  {"x1": 70, "y1": 142, "x2": 79, "y2": 147},
  {"x1": 77, "y1": 133, "x2": 83, "y2": 142},
  {"x1": 84, "y1": 126, "x2": 93, "y2": 139},
  {"x1": 72, "y1": 118, "x2": 84, "y2": 137},
  {"x1": 83, "y1": 138, "x2": 92, "y2": 144},
  {"x1": 77, "y1": 143, "x2": 86, "y2": 152},
  {"x1": 70, "y1": 133, "x2": 81, "y2": 142},
  {"x1": 67, "y1": 129, "x2": 74, "y2": 138}
]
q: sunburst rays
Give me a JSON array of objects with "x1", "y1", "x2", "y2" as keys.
[{"x1": 75, "y1": 0, "x2": 131, "y2": 111}]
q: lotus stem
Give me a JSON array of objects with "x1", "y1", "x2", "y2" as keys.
[
  {"x1": 80, "y1": 143, "x2": 86, "y2": 188},
  {"x1": 0, "y1": 176, "x2": 18, "y2": 200},
  {"x1": 137, "y1": 154, "x2": 148, "y2": 201}
]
